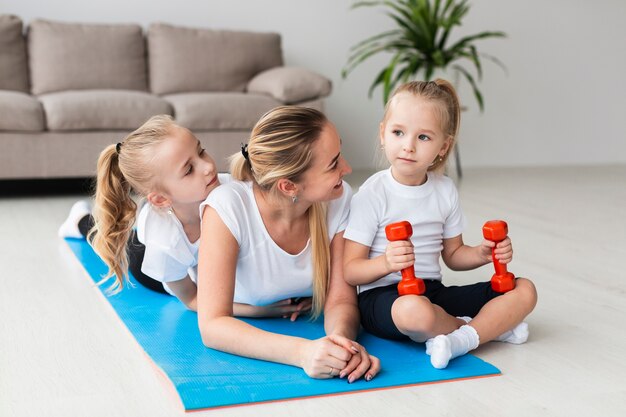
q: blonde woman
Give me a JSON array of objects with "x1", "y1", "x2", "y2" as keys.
[{"x1": 198, "y1": 106, "x2": 380, "y2": 381}]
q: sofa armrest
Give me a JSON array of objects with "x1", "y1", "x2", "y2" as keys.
[{"x1": 247, "y1": 66, "x2": 331, "y2": 104}]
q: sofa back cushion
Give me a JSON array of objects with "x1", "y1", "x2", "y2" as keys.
[
  {"x1": 28, "y1": 19, "x2": 148, "y2": 95},
  {"x1": 0, "y1": 15, "x2": 29, "y2": 93},
  {"x1": 148, "y1": 23, "x2": 283, "y2": 95}
]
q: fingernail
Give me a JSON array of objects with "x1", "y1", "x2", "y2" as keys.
[
  {"x1": 339, "y1": 372, "x2": 346, "y2": 379},
  {"x1": 350, "y1": 345, "x2": 359, "y2": 353},
  {"x1": 365, "y1": 374, "x2": 372, "y2": 382},
  {"x1": 347, "y1": 376, "x2": 355, "y2": 384}
]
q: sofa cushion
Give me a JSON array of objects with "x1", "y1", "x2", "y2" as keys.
[
  {"x1": 28, "y1": 20, "x2": 148, "y2": 95},
  {"x1": 39, "y1": 90, "x2": 172, "y2": 131},
  {"x1": 0, "y1": 15, "x2": 29, "y2": 93},
  {"x1": 148, "y1": 23, "x2": 283, "y2": 95},
  {"x1": 164, "y1": 92, "x2": 281, "y2": 130},
  {"x1": 247, "y1": 67, "x2": 332, "y2": 104},
  {"x1": 0, "y1": 90, "x2": 44, "y2": 131}
]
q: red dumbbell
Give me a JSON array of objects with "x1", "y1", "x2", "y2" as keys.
[
  {"x1": 482, "y1": 220, "x2": 516, "y2": 293},
  {"x1": 385, "y1": 221, "x2": 425, "y2": 296}
]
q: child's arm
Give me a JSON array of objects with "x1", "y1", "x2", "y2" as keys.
[
  {"x1": 343, "y1": 238, "x2": 415, "y2": 286},
  {"x1": 442, "y1": 234, "x2": 513, "y2": 271},
  {"x1": 167, "y1": 277, "x2": 198, "y2": 310}
]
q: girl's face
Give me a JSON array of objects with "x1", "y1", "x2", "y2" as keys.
[
  {"x1": 154, "y1": 126, "x2": 219, "y2": 208},
  {"x1": 297, "y1": 121, "x2": 352, "y2": 203},
  {"x1": 380, "y1": 93, "x2": 451, "y2": 186}
]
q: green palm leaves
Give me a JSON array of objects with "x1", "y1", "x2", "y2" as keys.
[{"x1": 342, "y1": 0, "x2": 506, "y2": 110}]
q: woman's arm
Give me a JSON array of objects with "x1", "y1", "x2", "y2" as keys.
[
  {"x1": 161, "y1": 277, "x2": 309, "y2": 318},
  {"x1": 197, "y1": 206, "x2": 352, "y2": 378},
  {"x1": 325, "y1": 232, "x2": 381, "y2": 381},
  {"x1": 442, "y1": 234, "x2": 513, "y2": 271}
]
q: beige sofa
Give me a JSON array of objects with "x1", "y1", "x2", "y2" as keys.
[{"x1": 0, "y1": 15, "x2": 332, "y2": 180}]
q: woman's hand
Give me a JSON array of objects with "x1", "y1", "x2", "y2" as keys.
[
  {"x1": 233, "y1": 297, "x2": 312, "y2": 320},
  {"x1": 384, "y1": 240, "x2": 415, "y2": 273},
  {"x1": 479, "y1": 236, "x2": 513, "y2": 264},
  {"x1": 299, "y1": 334, "x2": 380, "y2": 381},
  {"x1": 336, "y1": 338, "x2": 380, "y2": 383}
]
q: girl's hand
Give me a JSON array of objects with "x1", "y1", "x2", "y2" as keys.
[
  {"x1": 284, "y1": 297, "x2": 313, "y2": 321},
  {"x1": 233, "y1": 298, "x2": 312, "y2": 319},
  {"x1": 479, "y1": 236, "x2": 513, "y2": 264},
  {"x1": 384, "y1": 240, "x2": 415, "y2": 273}
]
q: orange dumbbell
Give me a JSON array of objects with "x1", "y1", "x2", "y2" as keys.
[
  {"x1": 385, "y1": 221, "x2": 426, "y2": 296},
  {"x1": 482, "y1": 220, "x2": 516, "y2": 293}
]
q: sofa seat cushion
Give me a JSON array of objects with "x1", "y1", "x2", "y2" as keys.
[
  {"x1": 149, "y1": 23, "x2": 283, "y2": 95},
  {"x1": 165, "y1": 92, "x2": 281, "y2": 130},
  {"x1": 0, "y1": 90, "x2": 44, "y2": 131},
  {"x1": 28, "y1": 19, "x2": 148, "y2": 95},
  {"x1": 0, "y1": 15, "x2": 29, "y2": 93},
  {"x1": 39, "y1": 90, "x2": 172, "y2": 131}
]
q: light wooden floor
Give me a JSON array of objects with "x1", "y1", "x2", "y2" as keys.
[{"x1": 2, "y1": 165, "x2": 625, "y2": 417}]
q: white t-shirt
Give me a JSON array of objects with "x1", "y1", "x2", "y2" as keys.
[
  {"x1": 344, "y1": 169, "x2": 465, "y2": 293},
  {"x1": 200, "y1": 180, "x2": 352, "y2": 306},
  {"x1": 137, "y1": 173, "x2": 230, "y2": 294}
]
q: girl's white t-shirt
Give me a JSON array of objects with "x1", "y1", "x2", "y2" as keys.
[
  {"x1": 344, "y1": 169, "x2": 465, "y2": 293},
  {"x1": 201, "y1": 180, "x2": 352, "y2": 306},
  {"x1": 136, "y1": 173, "x2": 230, "y2": 294}
]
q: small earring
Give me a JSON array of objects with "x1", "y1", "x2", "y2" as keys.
[
  {"x1": 167, "y1": 207, "x2": 173, "y2": 215},
  {"x1": 292, "y1": 195, "x2": 298, "y2": 204}
]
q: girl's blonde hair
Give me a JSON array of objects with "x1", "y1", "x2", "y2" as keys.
[
  {"x1": 230, "y1": 106, "x2": 330, "y2": 319},
  {"x1": 382, "y1": 79, "x2": 461, "y2": 173},
  {"x1": 89, "y1": 115, "x2": 178, "y2": 293}
]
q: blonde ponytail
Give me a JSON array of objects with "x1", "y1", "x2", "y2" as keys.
[
  {"x1": 89, "y1": 115, "x2": 177, "y2": 292},
  {"x1": 309, "y1": 202, "x2": 330, "y2": 319},
  {"x1": 89, "y1": 145, "x2": 137, "y2": 293}
]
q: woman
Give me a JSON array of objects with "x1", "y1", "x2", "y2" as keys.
[{"x1": 197, "y1": 106, "x2": 380, "y2": 382}]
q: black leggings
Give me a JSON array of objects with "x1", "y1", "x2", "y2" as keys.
[{"x1": 78, "y1": 215, "x2": 169, "y2": 294}]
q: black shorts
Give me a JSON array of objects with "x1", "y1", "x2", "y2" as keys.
[{"x1": 358, "y1": 280, "x2": 503, "y2": 340}]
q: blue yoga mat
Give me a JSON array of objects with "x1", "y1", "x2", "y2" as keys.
[{"x1": 65, "y1": 238, "x2": 500, "y2": 411}]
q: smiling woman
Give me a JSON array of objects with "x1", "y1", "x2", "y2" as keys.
[{"x1": 196, "y1": 106, "x2": 381, "y2": 381}]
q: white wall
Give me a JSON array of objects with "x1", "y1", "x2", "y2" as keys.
[{"x1": 4, "y1": 0, "x2": 626, "y2": 169}]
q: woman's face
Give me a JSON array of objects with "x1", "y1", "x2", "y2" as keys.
[{"x1": 297, "y1": 121, "x2": 352, "y2": 203}]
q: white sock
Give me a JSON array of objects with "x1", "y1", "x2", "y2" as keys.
[
  {"x1": 495, "y1": 322, "x2": 529, "y2": 344},
  {"x1": 426, "y1": 316, "x2": 472, "y2": 355},
  {"x1": 58, "y1": 200, "x2": 91, "y2": 238},
  {"x1": 427, "y1": 325, "x2": 480, "y2": 369}
]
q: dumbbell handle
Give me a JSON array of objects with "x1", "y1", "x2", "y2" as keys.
[
  {"x1": 385, "y1": 221, "x2": 426, "y2": 296},
  {"x1": 483, "y1": 220, "x2": 516, "y2": 293}
]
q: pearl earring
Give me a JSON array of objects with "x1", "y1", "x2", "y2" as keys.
[
  {"x1": 292, "y1": 195, "x2": 298, "y2": 204},
  {"x1": 167, "y1": 207, "x2": 173, "y2": 215}
]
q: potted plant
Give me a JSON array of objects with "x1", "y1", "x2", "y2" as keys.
[{"x1": 342, "y1": 0, "x2": 506, "y2": 111}]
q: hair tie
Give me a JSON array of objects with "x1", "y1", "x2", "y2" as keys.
[
  {"x1": 116, "y1": 142, "x2": 122, "y2": 154},
  {"x1": 241, "y1": 143, "x2": 250, "y2": 162}
]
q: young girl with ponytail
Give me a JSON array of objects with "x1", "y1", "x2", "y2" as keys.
[{"x1": 60, "y1": 115, "x2": 310, "y2": 319}]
